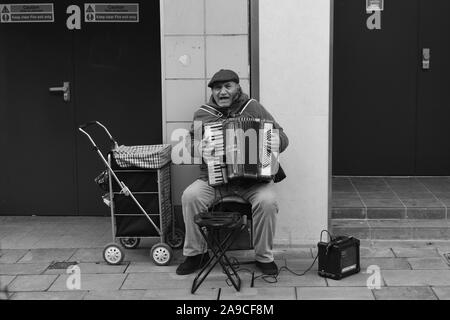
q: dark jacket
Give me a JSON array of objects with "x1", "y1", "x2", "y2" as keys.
[{"x1": 190, "y1": 92, "x2": 289, "y2": 183}]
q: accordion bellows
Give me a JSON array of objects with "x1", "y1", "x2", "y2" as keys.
[{"x1": 113, "y1": 144, "x2": 172, "y2": 169}]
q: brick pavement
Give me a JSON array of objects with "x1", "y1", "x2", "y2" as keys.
[{"x1": 1, "y1": 217, "x2": 450, "y2": 300}]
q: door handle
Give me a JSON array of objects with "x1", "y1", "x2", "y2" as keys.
[
  {"x1": 49, "y1": 81, "x2": 70, "y2": 102},
  {"x1": 422, "y1": 48, "x2": 431, "y2": 70}
]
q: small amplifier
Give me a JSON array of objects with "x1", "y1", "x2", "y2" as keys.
[{"x1": 317, "y1": 234, "x2": 360, "y2": 280}]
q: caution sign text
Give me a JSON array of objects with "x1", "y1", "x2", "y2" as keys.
[
  {"x1": 0, "y1": 3, "x2": 54, "y2": 23},
  {"x1": 84, "y1": 3, "x2": 139, "y2": 23}
]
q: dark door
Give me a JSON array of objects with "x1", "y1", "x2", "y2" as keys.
[
  {"x1": 333, "y1": 0, "x2": 419, "y2": 175},
  {"x1": 333, "y1": 0, "x2": 450, "y2": 176},
  {"x1": 0, "y1": 1, "x2": 162, "y2": 215},
  {"x1": 74, "y1": 1, "x2": 162, "y2": 215},
  {"x1": 415, "y1": 0, "x2": 450, "y2": 175},
  {"x1": 0, "y1": 1, "x2": 77, "y2": 215}
]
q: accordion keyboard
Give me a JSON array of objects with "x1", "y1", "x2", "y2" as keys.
[{"x1": 204, "y1": 122, "x2": 227, "y2": 186}]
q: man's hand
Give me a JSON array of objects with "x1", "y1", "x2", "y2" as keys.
[{"x1": 201, "y1": 137, "x2": 217, "y2": 164}]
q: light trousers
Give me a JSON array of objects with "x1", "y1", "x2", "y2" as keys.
[{"x1": 181, "y1": 179, "x2": 278, "y2": 263}]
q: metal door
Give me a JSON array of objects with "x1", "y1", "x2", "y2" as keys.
[{"x1": 0, "y1": 1, "x2": 162, "y2": 215}]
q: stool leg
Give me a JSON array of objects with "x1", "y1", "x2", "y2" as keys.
[
  {"x1": 191, "y1": 227, "x2": 222, "y2": 294},
  {"x1": 209, "y1": 226, "x2": 246, "y2": 291},
  {"x1": 191, "y1": 226, "x2": 244, "y2": 293}
]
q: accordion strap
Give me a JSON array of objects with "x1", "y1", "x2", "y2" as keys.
[
  {"x1": 236, "y1": 99, "x2": 255, "y2": 116},
  {"x1": 200, "y1": 99, "x2": 255, "y2": 119},
  {"x1": 200, "y1": 105, "x2": 223, "y2": 119}
]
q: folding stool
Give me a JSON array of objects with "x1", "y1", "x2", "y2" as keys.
[{"x1": 191, "y1": 211, "x2": 246, "y2": 294}]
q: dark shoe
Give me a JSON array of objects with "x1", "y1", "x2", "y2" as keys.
[
  {"x1": 255, "y1": 261, "x2": 278, "y2": 275},
  {"x1": 176, "y1": 253, "x2": 210, "y2": 275}
]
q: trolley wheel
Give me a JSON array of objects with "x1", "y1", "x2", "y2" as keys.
[
  {"x1": 119, "y1": 237, "x2": 141, "y2": 249},
  {"x1": 150, "y1": 243, "x2": 173, "y2": 266},
  {"x1": 167, "y1": 228, "x2": 185, "y2": 249},
  {"x1": 103, "y1": 243, "x2": 125, "y2": 265}
]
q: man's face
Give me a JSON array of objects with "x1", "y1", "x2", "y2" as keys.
[{"x1": 211, "y1": 81, "x2": 240, "y2": 108}]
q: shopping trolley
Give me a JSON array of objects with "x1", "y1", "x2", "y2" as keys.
[{"x1": 78, "y1": 121, "x2": 184, "y2": 266}]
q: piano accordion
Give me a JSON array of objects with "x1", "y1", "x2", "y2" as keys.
[{"x1": 203, "y1": 118, "x2": 279, "y2": 186}]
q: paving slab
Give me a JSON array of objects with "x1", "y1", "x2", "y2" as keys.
[
  {"x1": 44, "y1": 262, "x2": 128, "y2": 275},
  {"x1": 296, "y1": 287, "x2": 374, "y2": 300},
  {"x1": 17, "y1": 249, "x2": 77, "y2": 263},
  {"x1": 143, "y1": 288, "x2": 219, "y2": 300},
  {"x1": 125, "y1": 262, "x2": 179, "y2": 274},
  {"x1": 220, "y1": 287, "x2": 295, "y2": 300},
  {"x1": 0, "y1": 250, "x2": 28, "y2": 263},
  {"x1": 332, "y1": 177, "x2": 355, "y2": 192},
  {"x1": 0, "y1": 290, "x2": 14, "y2": 300},
  {"x1": 358, "y1": 192, "x2": 399, "y2": 200},
  {"x1": 371, "y1": 228, "x2": 413, "y2": 240},
  {"x1": 252, "y1": 273, "x2": 326, "y2": 288},
  {"x1": 224, "y1": 250, "x2": 256, "y2": 259},
  {"x1": 8, "y1": 275, "x2": 58, "y2": 292},
  {"x1": 332, "y1": 198, "x2": 364, "y2": 208},
  {"x1": 1, "y1": 236, "x2": 43, "y2": 249},
  {"x1": 382, "y1": 270, "x2": 450, "y2": 286},
  {"x1": 83, "y1": 290, "x2": 146, "y2": 300},
  {"x1": 372, "y1": 287, "x2": 437, "y2": 300},
  {"x1": 363, "y1": 198, "x2": 404, "y2": 208},
  {"x1": 0, "y1": 263, "x2": 49, "y2": 275},
  {"x1": 68, "y1": 248, "x2": 104, "y2": 262},
  {"x1": 48, "y1": 274, "x2": 127, "y2": 291},
  {"x1": 360, "y1": 258, "x2": 411, "y2": 270},
  {"x1": 351, "y1": 177, "x2": 391, "y2": 193},
  {"x1": 392, "y1": 248, "x2": 440, "y2": 258},
  {"x1": 331, "y1": 208, "x2": 366, "y2": 219},
  {"x1": 326, "y1": 271, "x2": 385, "y2": 287},
  {"x1": 407, "y1": 257, "x2": 450, "y2": 270},
  {"x1": 407, "y1": 208, "x2": 447, "y2": 220},
  {"x1": 367, "y1": 208, "x2": 407, "y2": 220},
  {"x1": 284, "y1": 259, "x2": 318, "y2": 271},
  {"x1": 122, "y1": 272, "x2": 252, "y2": 290},
  {"x1": 32, "y1": 236, "x2": 107, "y2": 249},
  {"x1": 122, "y1": 273, "x2": 193, "y2": 290},
  {"x1": 362, "y1": 240, "x2": 449, "y2": 248},
  {"x1": 272, "y1": 248, "x2": 313, "y2": 259},
  {"x1": 331, "y1": 221, "x2": 371, "y2": 240},
  {"x1": 0, "y1": 276, "x2": 16, "y2": 288},
  {"x1": 413, "y1": 227, "x2": 450, "y2": 240},
  {"x1": 437, "y1": 246, "x2": 450, "y2": 256},
  {"x1": 11, "y1": 291, "x2": 87, "y2": 300},
  {"x1": 431, "y1": 287, "x2": 450, "y2": 300},
  {"x1": 359, "y1": 247, "x2": 395, "y2": 258}
]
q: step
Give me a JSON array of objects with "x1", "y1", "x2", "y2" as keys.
[
  {"x1": 330, "y1": 219, "x2": 450, "y2": 241},
  {"x1": 332, "y1": 177, "x2": 450, "y2": 220},
  {"x1": 331, "y1": 207, "x2": 447, "y2": 220}
]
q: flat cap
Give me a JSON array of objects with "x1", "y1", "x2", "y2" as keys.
[{"x1": 208, "y1": 69, "x2": 240, "y2": 88}]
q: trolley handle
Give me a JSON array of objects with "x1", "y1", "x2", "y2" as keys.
[
  {"x1": 78, "y1": 121, "x2": 119, "y2": 150},
  {"x1": 79, "y1": 121, "x2": 98, "y2": 130}
]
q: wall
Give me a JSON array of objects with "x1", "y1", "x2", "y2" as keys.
[
  {"x1": 160, "y1": 0, "x2": 251, "y2": 211},
  {"x1": 161, "y1": 0, "x2": 332, "y2": 245},
  {"x1": 259, "y1": 0, "x2": 331, "y2": 244}
]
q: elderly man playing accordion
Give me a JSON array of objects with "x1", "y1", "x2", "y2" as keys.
[{"x1": 176, "y1": 69, "x2": 289, "y2": 276}]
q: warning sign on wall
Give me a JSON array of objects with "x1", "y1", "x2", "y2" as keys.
[
  {"x1": 366, "y1": 0, "x2": 384, "y2": 12},
  {"x1": 0, "y1": 3, "x2": 54, "y2": 23},
  {"x1": 84, "y1": 3, "x2": 139, "y2": 23}
]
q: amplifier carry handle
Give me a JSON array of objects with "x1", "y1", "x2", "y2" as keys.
[{"x1": 320, "y1": 230, "x2": 334, "y2": 243}]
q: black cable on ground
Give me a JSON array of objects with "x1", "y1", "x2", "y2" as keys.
[{"x1": 222, "y1": 229, "x2": 332, "y2": 286}]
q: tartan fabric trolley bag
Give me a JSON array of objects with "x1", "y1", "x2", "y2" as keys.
[{"x1": 79, "y1": 121, "x2": 184, "y2": 266}]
